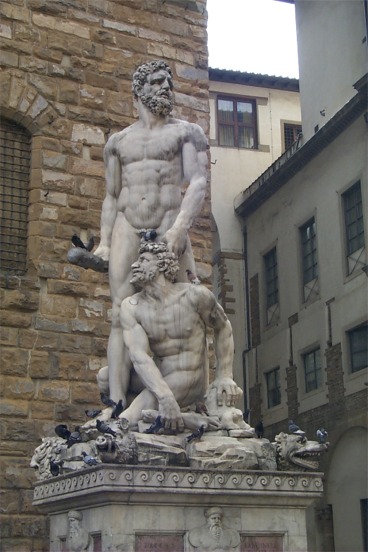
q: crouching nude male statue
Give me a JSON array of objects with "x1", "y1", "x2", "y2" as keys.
[
  {"x1": 92, "y1": 60, "x2": 208, "y2": 406},
  {"x1": 117, "y1": 241, "x2": 242, "y2": 432}
]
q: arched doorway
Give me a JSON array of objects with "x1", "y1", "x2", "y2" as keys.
[{"x1": 327, "y1": 426, "x2": 368, "y2": 551}]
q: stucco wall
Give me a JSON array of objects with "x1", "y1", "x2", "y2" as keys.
[{"x1": 295, "y1": 0, "x2": 367, "y2": 141}]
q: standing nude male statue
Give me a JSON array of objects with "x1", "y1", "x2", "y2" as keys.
[
  {"x1": 92, "y1": 60, "x2": 208, "y2": 405},
  {"x1": 119, "y1": 242, "x2": 242, "y2": 432}
]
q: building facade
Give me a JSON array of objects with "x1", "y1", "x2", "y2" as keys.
[
  {"x1": 235, "y1": 2, "x2": 367, "y2": 550},
  {"x1": 209, "y1": 68, "x2": 301, "y2": 390},
  {"x1": 0, "y1": 2, "x2": 210, "y2": 550}
]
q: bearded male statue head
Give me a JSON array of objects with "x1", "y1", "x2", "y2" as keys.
[{"x1": 132, "y1": 60, "x2": 174, "y2": 116}]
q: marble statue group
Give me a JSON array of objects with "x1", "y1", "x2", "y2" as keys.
[
  {"x1": 85, "y1": 59, "x2": 242, "y2": 431},
  {"x1": 33, "y1": 60, "x2": 329, "y2": 482}
]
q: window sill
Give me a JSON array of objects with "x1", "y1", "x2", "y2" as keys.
[
  {"x1": 344, "y1": 365, "x2": 368, "y2": 396},
  {"x1": 298, "y1": 386, "x2": 328, "y2": 414}
]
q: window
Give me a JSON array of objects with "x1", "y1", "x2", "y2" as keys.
[
  {"x1": 266, "y1": 367, "x2": 281, "y2": 408},
  {"x1": 348, "y1": 323, "x2": 368, "y2": 373},
  {"x1": 264, "y1": 247, "x2": 278, "y2": 309},
  {"x1": 284, "y1": 123, "x2": 302, "y2": 150},
  {"x1": 300, "y1": 218, "x2": 319, "y2": 302},
  {"x1": 217, "y1": 96, "x2": 257, "y2": 149},
  {"x1": 264, "y1": 247, "x2": 279, "y2": 326},
  {"x1": 303, "y1": 348, "x2": 322, "y2": 393},
  {"x1": 0, "y1": 118, "x2": 31, "y2": 273},
  {"x1": 342, "y1": 181, "x2": 365, "y2": 274}
]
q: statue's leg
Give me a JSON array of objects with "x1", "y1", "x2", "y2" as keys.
[
  {"x1": 119, "y1": 388, "x2": 158, "y2": 430},
  {"x1": 107, "y1": 219, "x2": 141, "y2": 404}
]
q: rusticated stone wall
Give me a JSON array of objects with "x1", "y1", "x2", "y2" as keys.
[{"x1": 0, "y1": 1, "x2": 209, "y2": 550}]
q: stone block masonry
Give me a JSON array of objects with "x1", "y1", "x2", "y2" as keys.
[{"x1": 0, "y1": 1, "x2": 209, "y2": 549}]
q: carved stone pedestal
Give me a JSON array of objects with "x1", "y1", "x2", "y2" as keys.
[{"x1": 33, "y1": 465, "x2": 323, "y2": 551}]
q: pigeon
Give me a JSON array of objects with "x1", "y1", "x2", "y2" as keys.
[
  {"x1": 49, "y1": 459, "x2": 61, "y2": 476},
  {"x1": 243, "y1": 409, "x2": 251, "y2": 423},
  {"x1": 100, "y1": 393, "x2": 116, "y2": 408},
  {"x1": 316, "y1": 428, "x2": 328, "y2": 444},
  {"x1": 71, "y1": 234, "x2": 87, "y2": 249},
  {"x1": 144, "y1": 415, "x2": 163, "y2": 434},
  {"x1": 288, "y1": 420, "x2": 306, "y2": 438},
  {"x1": 255, "y1": 419, "x2": 264, "y2": 438},
  {"x1": 96, "y1": 419, "x2": 116, "y2": 436},
  {"x1": 140, "y1": 229, "x2": 157, "y2": 242},
  {"x1": 55, "y1": 424, "x2": 71, "y2": 440},
  {"x1": 67, "y1": 426, "x2": 82, "y2": 448},
  {"x1": 186, "y1": 269, "x2": 201, "y2": 285},
  {"x1": 85, "y1": 408, "x2": 102, "y2": 419},
  {"x1": 111, "y1": 399, "x2": 124, "y2": 419},
  {"x1": 186, "y1": 425, "x2": 205, "y2": 443},
  {"x1": 81, "y1": 451, "x2": 99, "y2": 466}
]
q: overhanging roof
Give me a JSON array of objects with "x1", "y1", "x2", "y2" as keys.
[
  {"x1": 234, "y1": 74, "x2": 367, "y2": 218},
  {"x1": 209, "y1": 68, "x2": 299, "y2": 92}
]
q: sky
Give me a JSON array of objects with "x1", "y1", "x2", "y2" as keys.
[{"x1": 207, "y1": 0, "x2": 299, "y2": 78}]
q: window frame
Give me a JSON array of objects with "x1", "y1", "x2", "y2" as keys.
[
  {"x1": 300, "y1": 217, "x2": 318, "y2": 285},
  {"x1": 283, "y1": 122, "x2": 302, "y2": 151},
  {"x1": 264, "y1": 247, "x2": 279, "y2": 309},
  {"x1": 0, "y1": 117, "x2": 31, "y2": 274},
  {"x1": 266, "y1": 367, "x2": 281, "y2": 409},
  {"x1": 303, "y1": 347, "x2": 322, "y2": 393},
  {"x1": 216, "y1": 95, "x2": 258, "y2": 149},
  {"x1": 347, "y1": 323, "x2": 368, "y2": 374},
  {"x1": 342, "y1": 180, "x2": 365, "y2": 275}
]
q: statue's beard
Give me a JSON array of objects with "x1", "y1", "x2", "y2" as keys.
[
  {"x1": 140, "y1": 93, "x2": 173, "y2": 116},
  {"x1": 209, "y1": 523, "x2": 222, "y2": 542}
]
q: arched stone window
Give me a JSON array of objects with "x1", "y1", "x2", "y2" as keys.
[{"x1": 0, "y1": 117, "x2": 31, "y2": 273}]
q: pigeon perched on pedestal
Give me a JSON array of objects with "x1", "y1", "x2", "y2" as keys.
[
  {"x1": 316, "y1": 427, "x2": 328, "y2": 444},
  {"x1": 255, "y1": 419, "x2": 264, "y2": 438},
  {"x1": 96, "y1": 419, "x2": 116, "y2": 437},
  {"x1": 85, "y1": 408, "x2": 102, "y2": 419},
  {"x1": 67, "y1": 426, "x2": 82, "y2": 448},
  {"x1": 144, "y1": 415, "x2": 163, "y2": 434},
  {"x1": 112, "y1": 399, "x2": 124, "y2": 419},
  {"x1": 186, "y1": 425, "x2": 205, "y2": 443},
  {"x1": 55, "y1": 424, "x2": 71, "y2": 440},
  {"x1": 100, "y1": 393, "x2": 116, "y2": 408},
  {"x1": 81, "y1": 451, "x2": 99, "y2": 466},
  {"x1": 288, "y1": 420, "x2": 306, "y2": 438},
  {"x1": 49, "y1": 459, "x2": 61, "y2": 476}
]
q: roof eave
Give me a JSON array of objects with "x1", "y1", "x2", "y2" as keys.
[{"x1": 234, "y1": 74, "x2": 367, "y2": 218}]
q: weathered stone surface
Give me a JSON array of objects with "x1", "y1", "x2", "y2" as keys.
[
  {"x1": 0, "y1": 348, "x2": 29, "y2": 377},
  {"x1": 2, "y1": 376, "x2": 36, "y2": 401}
]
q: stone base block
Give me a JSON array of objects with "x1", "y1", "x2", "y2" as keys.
[{"x1": 33, "y1": 465, "x2": 323, "y2": 551}]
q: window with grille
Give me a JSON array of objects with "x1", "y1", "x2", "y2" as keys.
[
  {"x1": 348, "y1": 323, "x2": 367, "y2": 373},
  {"x1": 264, "y1": 247, "x2": 279, "y2": 326},
  {"x1": 342, "y1": 181, "x2": 365, "y2": 275},
  {"x1": 284, "y1": 123, "x2": 302, "y2": 150},
  {"x1": 266, "y1": 367, "x2": 281, "y2": 408},
  {"x1": 300, "y1": 217, "x2": 319, "y2": 302},
  {"x1": 303, "y1": 347, "x2": 322, "y2": 393},
  {"x1": 0, "y1": 118, "x2": 31, "y2": 273},
  {"x1": 264, "y1": 247, "x2": 278, "y2": 309},
  {"x1": 217, "y1": 96, "x2": 257, "y2": 149}
]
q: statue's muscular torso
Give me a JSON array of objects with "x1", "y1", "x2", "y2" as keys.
[{"x1": 107, "y1": 119, "x2": 196, "y2": 232}]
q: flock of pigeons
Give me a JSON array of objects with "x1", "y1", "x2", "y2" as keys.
[
  {"x1": 243, "y1": 410, "x2": 328, "y2": 444},
  {"x1": 50, "y1": 394, "x2": 329, "y2": 476}
]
